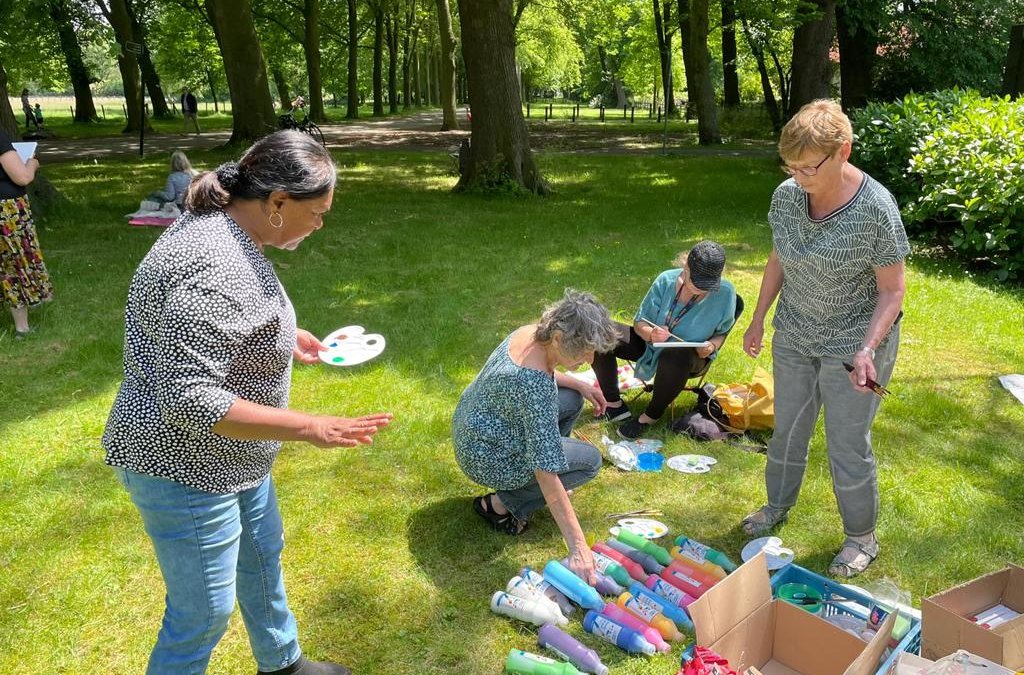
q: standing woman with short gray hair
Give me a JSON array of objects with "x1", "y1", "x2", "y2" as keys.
[
  {"x1": 452, "y1": 289, "x2": 618, "y2": 584},
  {"x1": 104, "y1": 131, "x2": 392, "y2": 675}
]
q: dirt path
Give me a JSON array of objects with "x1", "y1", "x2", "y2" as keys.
[{"x1": 37, "y1": 110, "x2": 775, "y2": 163}]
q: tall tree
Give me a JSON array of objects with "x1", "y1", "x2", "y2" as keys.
[
  {"x1": 205, "y1": 0, "x2": 277, "y2": 142},
  {"x1": 740, "y1": 15, "x2": 783, "y2": 131},
  {"x1": 676, "y1": 0, "x2": 696, "y2": 117},
  {"x1": 95, "y1": 0, "x2": 151, "y2": 133},
  {"x1": 456, "y1": 0, "x2": 546, "y2": 193},
  {"x1": 652, "y1": 0, "x2": 675, "y2": 116},
  {"x1": 687, "y1": 0, "x2": 720, "y2": 143},
  {"x1": 386, "y1": 12, "x2": 399, "y2": 111},
  {"x1": 435, "y1": 0, "x2": 458, "y2": 128},
  {"x1": 346, "y1": 0, "x2": 359, "y2": 117},
  {"x1": 128, "y1": 0, "x2": 171, "y2": 118},
  {"x1": 788, "y1": 0, "x2": 836, "y2": 114},
  {"x1": 835, "y1": 0, "x2": 880, "y2": 110},
  {"x1": 303, "y1": 0, "x2": 325, "y2": 121},
  {"x1": 721, "y1": 0, "x2": 740, "y2": 107},
  {"x1": 47, "y1": 0, "x2": 99, "y2": 122},
  {"x1": 0, "y1": 61, "x2": 18, "y2": 136},
  {"x1": 372, "y1": 1, "x2": 385, "y2": 115},
  {"x1": 401, "y1": 0, "x2": 417, "y2": 109}
]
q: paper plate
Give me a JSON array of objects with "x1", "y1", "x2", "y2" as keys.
[
  {"x1": 741, "y1": 536, "x2": 796, "y2": 570},
  {"x1": 319, "y1": 325, "x2": 386, "y2": 366},
  {"x1": 666, "y1": 454, "x2": 715, "y2": 473},
  {"x1": 609, "y1": 517, "x2": 670, "y2": 539}
]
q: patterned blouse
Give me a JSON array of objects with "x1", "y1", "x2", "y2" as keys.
[
  {"x1": 103, "y1": 210, "x2": 297, "y2": 493},
  {"x1": 452, "y1": 334, "x2": 569, "y2": 490},
  {"x1": 768, "y1": 173, "x2": 910, "y2": 358}
]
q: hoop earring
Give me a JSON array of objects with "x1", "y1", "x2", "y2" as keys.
[{"x1": 269, "y1": 211, "x2": 284, "y2": 228}]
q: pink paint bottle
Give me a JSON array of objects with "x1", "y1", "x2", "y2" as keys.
[{"x1": 600, "y1": 602, "x2": 671, "y2": 653}]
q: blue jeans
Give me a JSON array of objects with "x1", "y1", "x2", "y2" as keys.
[
  {"x1": 498, "y1": 388, "x2": 603, "y2": 520},
  {"x1": 114, "y1": 468, "x2": 301, "y2": 675}
]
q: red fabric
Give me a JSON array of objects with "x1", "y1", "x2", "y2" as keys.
[
  {"x1": 128, "y1": 217, "x2": 175, "y2": 228},
  {"x1": 677, "y1": 646, "x2": 739, "y2": 675}
]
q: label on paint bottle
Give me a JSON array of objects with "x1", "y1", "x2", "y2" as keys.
[
  {"x1": 546, "y1": 646, "x2": 571, "y2": 662},
  {"x1": 500, "y1": 593, "x2": 528, "y2": 610},
  {"x1": 518, "y1": 651, "x2": 559, "y2": 665},
  {"x1": 651, "y1": 578, "x2": 687, "y2": 604},
  {"x1": 626, "y1": 594, "x2": 662, "y2": 622},
  {"x1": 679, "y1": 541, "x2": 709, "y2": 564},
  {"x1": 592, "y1": 552, "x2": 616, "y2": 575},
  {"x1": 668, "y1": 569, "x2": 702, "y2": 590},
  {"x1": 592, "y1": 615, "x2": 623, "y2": 643}
]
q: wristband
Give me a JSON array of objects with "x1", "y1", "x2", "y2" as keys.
[{"x1": 858, "y1": 346, "x2": 876, "y2": 359}]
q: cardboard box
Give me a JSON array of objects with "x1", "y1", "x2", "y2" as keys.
[
  {"x1": 888, "y1": 650, "x2": 1015, "y2": 675},
  {"x1": 921, "y1": 565, "x2": 1024, "y2": 669},
  {"x1": 688, "y1": 553, "x2": 894, "y2": 675}
]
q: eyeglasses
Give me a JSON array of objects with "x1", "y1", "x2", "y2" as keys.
[{"x1": 782, "y1": 154, "x2": 830, "y2": 177}]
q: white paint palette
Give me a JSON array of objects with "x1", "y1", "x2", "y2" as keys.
[
  {"x1": 609, "y1": 518, "x2": 670, "y2": 539},
  {"x1": 318, "y1": 325, "x2": 386, "y2": 367}
]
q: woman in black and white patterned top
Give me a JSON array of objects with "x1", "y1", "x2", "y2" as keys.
[
  {"x1": 740, "y1": 100, "x2": 909, "y2": 579},
  {"x1": 103, "y1": 131, "x2": 392, "y2": 675}
]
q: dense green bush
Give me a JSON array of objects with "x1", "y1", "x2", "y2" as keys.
[{"x1": 852, "y1": 90, "x2": 1024, "y2": 281}]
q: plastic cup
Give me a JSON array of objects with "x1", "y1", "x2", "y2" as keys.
[{"x1": 636, "y1": 452, "x2": 664, "y2": 472}]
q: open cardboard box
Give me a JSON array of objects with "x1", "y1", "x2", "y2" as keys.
[
  {"x1": 688, "y1": 553, "x2": 894, "y2": 675},
  {"x1": 888, "y1": 650, "x2": 1014, "y2": 675},
  {"x1": 921, "y1": 564, "x2": 1024, "y2": 669}
]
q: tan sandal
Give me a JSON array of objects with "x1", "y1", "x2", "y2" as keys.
[
  {"x1": 741, "y1": 505, "x2": 789, "y2": 536},
  {"x1": 828, "y1": 536, "x2": 879, "y2": 578}
]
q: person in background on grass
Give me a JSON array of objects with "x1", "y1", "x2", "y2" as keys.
[
  {"x1": 33, "y1": 104, "x2": 44, "y2": 128},
  {"x1": 591, "y1": 241, "x2": 737, "y2": 439},
  {"x1": 20, "y1": 89, "x2": 38, "y2": 130},
  {"x1": 103, "y1": 130, "x2": 393, "y2": 675},
  {"x1": 147, "y1": 150, "x2": 197, "y2": 208},
  {"x1": 741, "y1": 99, "x2": 909, "y2": 578},
  {"x1": 452, "y1": 289, "x2": 617, "y2": 585},
  {"x1": 0, "y1": 129, "x2": 52, "y2": 339},
  {"x1": 181, "y1": 87, "x2": 200, "y2": 134}
]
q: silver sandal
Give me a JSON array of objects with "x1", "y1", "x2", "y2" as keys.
[
  {"x1": 741, "y1": 505, "x2": 789, "y2": 536},
  {"x1": 828, "y1": 535, "x2": 880, "y2": 578}
]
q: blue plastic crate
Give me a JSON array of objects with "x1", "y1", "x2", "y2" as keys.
[{"x1": 770, "y1": 563, "x2": 922, "y2": 675}]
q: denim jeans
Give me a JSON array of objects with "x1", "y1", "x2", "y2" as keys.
[
  {"x1": 498, "y1": 387, "x2": 603, "y2": 520},
  {"x1": 114, "y1": 467, "x2": 301, "y2": 675},
  {"x1": 764, "y1": 325, "x2": 899, "y2": 537}
]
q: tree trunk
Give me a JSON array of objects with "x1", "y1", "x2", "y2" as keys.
[
  {"x1": 436, "y1": 0, "x2": 458, "y2": 128},
  {"x1": 0, "y1": 61, "x2": 18, "y2": 137},
  {"x1": 101, "y1": 0, "x2": 149, "y2": 132},
  {"x1": 372, "y1": 6, "x2": 384, "y2": 115},
  {"x1": 424, "y1": 46, "x2": 434, "y2": 106},
  {"x1": 721, "y1": 0, "x2": 740, "y2": 107},
  {"x1": 346, "y1": 0, "x2": 359, "y2": 118},
  {"x1": 653, "y1": 0, "x2": 674, "y2": 116},
  {"x1": 387, "y1": 14, "x2": 399, "y2": 112},
  {"x1": 788, "y1": 0, "x2": 836, "y2": 116},
  {"x1": 48, "y1": 0, "x2": 99, "y2": 122},
  {"x1": 303, "y1": 0, "x2": 325, "y2": 122},
  {"x1": 402, "y1": 2, "x2": 417, "y2": 110},
  {"x1": 456, "y1": 0, "x2": 546, "y2": 193},
  {"x1": 127, "y1": 2, "x2": 170, "y2": 119},
  {"x1": 1005, "y1": 24, "x2": 1024, "y2": 98},
  {"x1": 205, "y1": 0, "x2": 277, "y2": 143},
  {"x1": 206, "y1": 66, "x2": 220, "y2": 112},
  {"x1": 596, "y1": 44, "x2": 627, "y2": 108},
  {"x1": 741, "y1": 17, "x2": 782, "y2": 132},
  {"x1": 676, "y1": 0, "x2": 697, "y2": 118},
  {"x1": 413, "y1": 47, "x2": 423, "y2": 104},
  {"x1": 272, "y1": 66, "x2": 292, "y2": 110},
  {"x1": 688, "y1": 0, "x2": 720, "y2": 144},
  {"x1": 835, "y1": 1, "x2": 877, "y2": 111}
]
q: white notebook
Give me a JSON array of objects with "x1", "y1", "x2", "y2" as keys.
[
  {"x1": 653, "y1": 340, "x2": 711, "y2": 349},
  {"x1": 12, "y1": 142, "x2": 36, "y2": 163}
]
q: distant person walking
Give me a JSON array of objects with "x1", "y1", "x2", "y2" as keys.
[
  {"x1": 20, "y1": 89, "x2": 38, "y2": 130},
  {"x1": 180, "y1": 88, "x2": 200, "y2": 134},
  {"x1": 33, "y1": 104, "x2": 44, "y2": 128}
]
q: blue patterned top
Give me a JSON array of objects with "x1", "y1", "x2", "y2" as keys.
[{"x1": 452, "y1": 333, "x2": 569, "y2": 490}]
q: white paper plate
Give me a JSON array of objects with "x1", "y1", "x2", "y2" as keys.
[
  {"x1": 666, "y1": 454, "x2": 716, "y2": 473},
  {"x1": 741, "y1": 536, "x2": 795, "y2": 570},
  {"x1": 609, "y1": 517, "x2": 669, "y2": 539}
]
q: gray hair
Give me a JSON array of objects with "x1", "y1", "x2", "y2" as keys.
[
  {"x1": 170, "y1": 150, "x2": 195, "y2": 175},
  {"x1": 535, "y1": 289, "x2": 619, "y2": 356}
]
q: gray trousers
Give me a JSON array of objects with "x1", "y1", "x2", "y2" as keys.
[
  {"x1": 764, "y1": 325, "x2": 899, "y2": 537},
  {"x1": 498, "y1": 388, "x2": 602, "y2": 520}
]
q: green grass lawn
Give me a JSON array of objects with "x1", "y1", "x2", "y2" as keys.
[{"x1": 1, "y1": 149, "x2": 1022, "y2": 674}]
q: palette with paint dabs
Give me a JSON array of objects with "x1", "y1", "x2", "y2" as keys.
[{"x1": 318, "y1": 325, "x2": 386, "y2": 366}]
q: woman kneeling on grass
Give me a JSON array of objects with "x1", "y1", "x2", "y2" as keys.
[
  {"x1": 103, "y1": 131, "x2": 392, "y2": 675},
  {"x1": 452, "y1": 289, "x2": 618, "y2": 584}
]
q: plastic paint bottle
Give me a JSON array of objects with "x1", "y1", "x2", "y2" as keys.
[
  {"x1": 559, "y1": 557, "x2": 625, "y2": 597},
  {"x1": 589, "y1": 550, "x2": 634, "y2": 588},
  {"x1": 491, "y1": 591, "x2": 569, "y2": 627},
  {"x1": 507, "y1": 577, "x2": 568, "y2": 624},
  {"x1": 582, "y1": 609, "x2": 658, "y2": 655},
  {"x1": 600, "y1": 602, "x2": 671, "y2": 653},
  {"x1": 543, "y1": 561, "x2": 606, "y2": 611},
  {"x1": 627, "y1": 582, "x2": 694, "y2": 632},
  {"x1": 659, "y1": 561, "x2": 714, "y2": 598},
  {"x1": 673, "y1": 535, "x2": 737, "y2": 573},
  {"x1": 615, "y1": 529, "x2": 673, "y2": 566},
  {"x1": 520, "y1": 567, "x2": 576, "y2": 618},
  {"x1": 616, "y1": 592, "x2": 685, "y2": 642},
  {"x1": 644, "y1": 574, "x2": 698, "y2": 609},
  {"x1": 506, "y1": 649, "x2": 583, "y2": 675},
  {"x1": 669, "y1": 546, "x2": 728, "y2": 580},
  {"x1": 538, "y1": 623, "x2": 609, "y2": 675},
  {"x1": 592, "y1": 542, "x2": 649, "y2": 581},
  {"x1": 604, "y1": 538, "x2": 666, "y2": 575}
]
